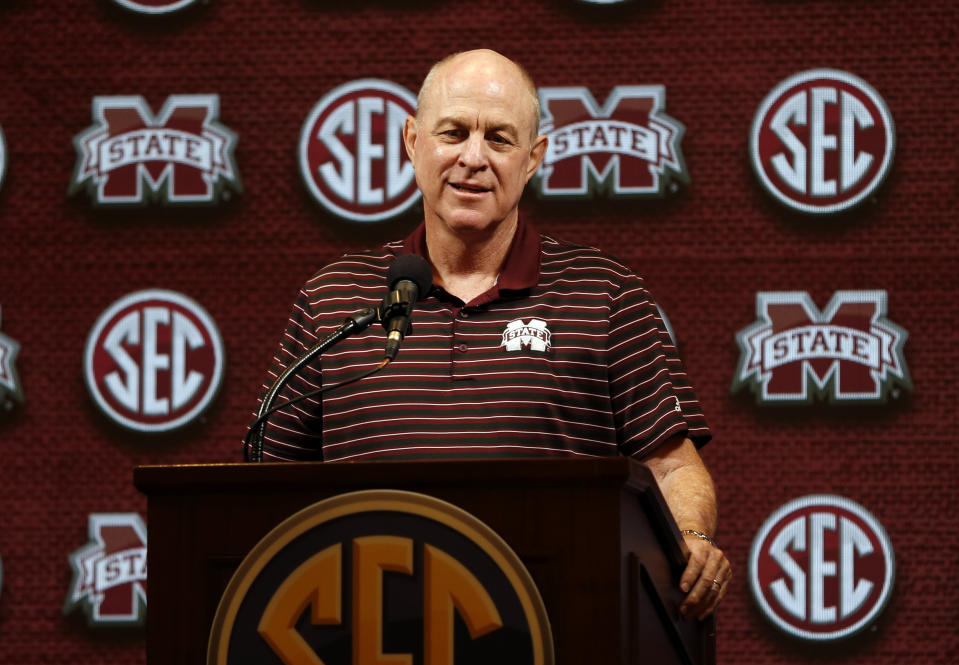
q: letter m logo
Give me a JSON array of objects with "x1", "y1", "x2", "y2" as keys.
[
  {"x1": 732, "y1": 291, "x2": 911, "y2": 404},
  {"x1": 64, "y1": 513, "x2": 148, "y2": 626},
  {"x1": 70, "y1": 95, "x2": 241, "y2": 206},
  {"x1": 535, "y1": 86, "x2": 688, "y2": 198}
]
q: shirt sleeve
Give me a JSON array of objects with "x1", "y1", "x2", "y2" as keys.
[
  {"x1": 244, "y1": 283, "x2": 326, "y2": 461},
  {"x1": 606, "y1": 273, "x2": 711, "y2": 459}
]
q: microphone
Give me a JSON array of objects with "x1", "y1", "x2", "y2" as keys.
[{"x1": 381, "y1": 254, "x2": 432, "y2": 360}]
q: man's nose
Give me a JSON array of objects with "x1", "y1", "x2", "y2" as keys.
[{"x1": 458, "y1": 133, "x2": 488, "y2": 170}]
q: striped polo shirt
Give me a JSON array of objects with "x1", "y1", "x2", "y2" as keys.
[{"x1": 250, "y1": 218, "x2": 711, "y2": 462}]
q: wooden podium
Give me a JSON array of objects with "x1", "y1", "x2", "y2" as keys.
[{"x1": 135, "y1": 458, "x2": 715, "y2": 665}]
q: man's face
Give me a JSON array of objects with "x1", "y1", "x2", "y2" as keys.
[{"x1": 403, "y1": 53, "x2": 547, "y2": 238}]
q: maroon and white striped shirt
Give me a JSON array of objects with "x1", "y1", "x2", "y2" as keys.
[{"x1": 249, "y1": 218, "x2": 710, "y2": 462}]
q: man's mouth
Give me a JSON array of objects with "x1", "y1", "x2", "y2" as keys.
[{"x1": 450, "y1": 183, "x2": 490, "y2": 194}]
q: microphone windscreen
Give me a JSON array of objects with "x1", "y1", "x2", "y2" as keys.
[{"x1": 386, "y1": 254, "x2": 433, "y2": 300}]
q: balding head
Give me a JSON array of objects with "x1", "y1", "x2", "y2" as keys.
[
  {"x1": 401, "y1": 48, "x2": 549, "y2": 239},
  {"x1": 416, "y1": 49, "x2": 541, "y2": 142}
]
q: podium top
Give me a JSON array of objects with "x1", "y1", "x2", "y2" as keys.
[{"x1": 134, "y1": 456, "x2": 655, "y2": 494}]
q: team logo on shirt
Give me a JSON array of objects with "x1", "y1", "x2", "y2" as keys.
[
  {"x1": 299, "y1": 79, "x2": 420, "y2": 222},
  {"x1": 750, "y1": 69, "x2": 895, "y2": 214},
  {"x1": 110, "y1": 0, "x2": 202, "y2": 15},
  {"x1": 501, "y1": 318, "x2": 552, "y2": 352},
  {"x1": 535, "y1": 86, "x2": 687, "y2": 197},
  {"x1": 84, "y1": 289, "x2": 225, "y2": 432},
  {"x1": 209, "y1": 490, "x2": 554, "y2": 665},
  {"x1": 0, "y1": 306, "x2": 24, "y2": 408},
  {"x1": 749, "y1": 495, "x2": 895, "y2": 641},
  {"x1": 64, "y1": 513, "x2": 148, "y2": 627},
  {"x1": 70, "y1": 94, "x2": 241, "y2": 206},
  {"x1": 732, "y1": 291, "x2": 910, "y2": 404},
  {"x1": 0, "y1": 123, "x2": 7, "y2": 193}
]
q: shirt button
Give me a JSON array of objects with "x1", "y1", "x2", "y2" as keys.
[{"x1": 456, "y1": 343, "x2": 468, "y2": 353}]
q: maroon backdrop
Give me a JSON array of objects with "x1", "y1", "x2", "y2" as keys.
[{"x1": 0, "y1": 0, "x2": 956, "y2": 663}]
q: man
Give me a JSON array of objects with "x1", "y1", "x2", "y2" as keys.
[{"x1": 251, "y1": 49, "x2": 730, "y2": 620}]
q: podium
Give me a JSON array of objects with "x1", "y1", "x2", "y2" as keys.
[{"x1": 134, "y1": 458, "x2": 715, "y2": 665}]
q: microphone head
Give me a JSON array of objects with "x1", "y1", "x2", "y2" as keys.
[{"x1": 386, "y1": 254, "x2": 433, "y2": 301}]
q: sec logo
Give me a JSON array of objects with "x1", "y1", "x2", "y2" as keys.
[
  {"x1": 84, "y1": 289, "x2": 225, "y2": 432},
  {"x1": 209, "y1": 490, "x2": 554, "y2": 665},
  {"x1": 749, "y1": 495, "x2": 895, "y2": 641},
  {"x1": 750, "y1": 69, "x2": 895, "y2": 214},
  {"x1": 299, "y1": 79, "x2": 420, "y2": 222},
  {"x1": 111, "y1": 0, "x2": 201, "y2": 14}
]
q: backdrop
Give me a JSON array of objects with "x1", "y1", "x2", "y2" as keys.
[{"x1": 0, "y1": 0, "x2": 956, "y2": 663}]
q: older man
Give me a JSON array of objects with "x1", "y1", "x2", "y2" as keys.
[{"x1": 250, "y1": 49, "x2": 729, "y2": 620}]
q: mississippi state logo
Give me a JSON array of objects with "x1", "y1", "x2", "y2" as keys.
[
  {"x1": 70, "y1": 95, "x2": 241, "y2": 206},
  {"x1": 535, "y1": 86, "x2": 687, "y2": 197},
  {"x1": 750, "y1": 69, "x2": 895, "y2": 214},
  {"x1": 64, "y1": 513, "x2": 148, "y2": 627},
  {"x1": 750, "y1": 495, "x2": 894, "y2": 641},
  {"x1": 111, "y1": 0, "x2": 201, "y2": 13},
  {"x1": 0, "y1": 124, "x2": 6, "y2": 193},
  {"x1": 299, "y1": 79, "x2": 420, "y2": 222},
  {"x1": 732, "y1": 291, "x2": 910, "y2": 403},
  {"x1": 501, "y1": 318, "x2": 552, "y2": 352},
  {"x1": 0, "y1": 306, "x2": 24, "y2": 408},
  {"x1": 209, "y1": 490, "x2": 554, "y2": 665},
  {"x1": 84, "y1": 289, "x2": 225, "y2": 432}
]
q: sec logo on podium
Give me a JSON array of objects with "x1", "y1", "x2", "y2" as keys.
[{"x1": 208, "y1": 490, "x2": 554, "y2": 665}]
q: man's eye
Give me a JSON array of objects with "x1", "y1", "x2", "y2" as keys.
[{"x1": 488, "y1": 134, "x2": 510, "y2": 145}]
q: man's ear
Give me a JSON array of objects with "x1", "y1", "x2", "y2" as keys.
[
  {"x1": 403, "y1": 115, "x2": 418, "y2": 163},
  {"x1": 525, "y1": 134, "x2": 548, "y2": 182}
]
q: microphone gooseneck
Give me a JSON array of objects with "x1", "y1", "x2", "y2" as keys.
[
  {"x1": 246, "y1": 306, "x2": 380, "y2": 462},
  {"x1": 246, "y1": 255, "x2": 433, "y2": 462}
]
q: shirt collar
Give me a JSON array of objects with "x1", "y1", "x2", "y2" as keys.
[{"x1": 400, "y1": 216, "x2": 541, "y2": 294}]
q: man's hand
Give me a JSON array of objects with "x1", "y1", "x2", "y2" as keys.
[
  {"x1": 643, "y1": 434, "x2": 730, "y2": 621},
  {"x1": 679, "y1": 532, "x2": 730, "y2": 620}
]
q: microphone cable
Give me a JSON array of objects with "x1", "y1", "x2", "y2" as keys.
[{"x1": 243, "y1": 356, "x2": 391, "y2": 460}]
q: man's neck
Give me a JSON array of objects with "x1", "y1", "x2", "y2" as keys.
[{"x1": 424, "y1": 215, "x2": 518, "y2": 304}]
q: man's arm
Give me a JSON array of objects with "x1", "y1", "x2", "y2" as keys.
[{"x1": 643, "y1": 434, "x2": 731, "y2": 620}]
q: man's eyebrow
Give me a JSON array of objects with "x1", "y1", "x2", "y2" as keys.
[
  {"x1": 431, "y1": 116, "x2": 520, "y2": 137},
  {"x1": 486, "y1": 122, "x2": 520, "y2": 137},
  {"x1": 432, "y1": 115, "x2": 465, "y2": 128}
]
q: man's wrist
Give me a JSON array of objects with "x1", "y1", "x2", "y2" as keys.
[{"x1": 681, "y1": 529, "x2": 718, "y2": 548}]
